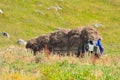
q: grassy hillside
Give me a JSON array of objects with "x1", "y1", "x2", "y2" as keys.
[
  {"x1": 0, "y1": 0, "x2": 120, "y2": 52},
  {"x1": 0, "y1": 0, "x2": 120, "y2": 80},
  {"x1": 0, "y1": 47, "x2": 120, "y2": 80}
]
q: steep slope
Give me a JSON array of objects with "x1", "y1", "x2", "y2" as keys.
[{"x1": 0, "y1": 0, "x2": 120, "y2": 54}]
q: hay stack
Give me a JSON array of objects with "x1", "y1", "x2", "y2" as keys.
[
  {"x1": 26, "y1": 26, "x2": 101, "y2": 55},
  {"x1": 68, "y1": 27, "x2": 83, "y2": 48},
  {"x1": 26, "y1": 38, "x2": 39, "y2": 55},
  {"x1": 80, "y1": 26, "x2": 101, "y2": 43},
  {"x1": 37, "y1": 34, "x2": 50, "y2": 46},
  {"x1": 36, "y1": 34, "x2": 51, "y2": 51},
  {"x1": 26, "y1": 34, "x2": 50, "y2": 55},
  {"x1": 49, "y1": 29, "x2": 70, "y2": 50},
  {"x1": 26, "y1": 38, "x2": 37, "y2": 49}
]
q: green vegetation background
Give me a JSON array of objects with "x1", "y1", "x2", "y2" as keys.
[
  {"x1": 0, "y1": 0, "x2": 120, "y2": 80},
  {"x1": 0, "y1": 0, "x2": 120, "y2": 54}
]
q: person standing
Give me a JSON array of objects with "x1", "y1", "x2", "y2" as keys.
[
  {"x1": 93, "y1": 38, "x2": 104, "y2": 64},
  {"x1": 97, "y1": 38, "x2": 104, "y2": 54}
]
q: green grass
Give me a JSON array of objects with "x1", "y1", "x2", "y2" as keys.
[
  {"x1": 0, "y1": 0, "x2": 120, "y2": 80},
  {"x1": 0, "y1": 47, "x2": 120, "y2": 80},
  {"x1": 0, "y1": 0, "x2": 120, "y2": 50}
]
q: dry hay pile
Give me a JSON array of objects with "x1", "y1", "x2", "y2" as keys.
[
  {"x1": 26, "y1": 38, "x2": 39, "y2": 55},
  {"x1": 68, "y1": 27, "x2": 83, "y2": 48},
  {"x1": 36, "y1": 34, "x2": 50, "y2": 48},
  {"x1": 49, "y1": 29, "x2": 70, "y2": 50},
  {"x1": 67, "y1": 26, "x2": 101, "y2": 52},
  {"x1": 80, "y1": 26, "x2": 101, "y2": 44},
  {"x1": 26, "y1": 34, "x2": 50, "y2": 55},
  {"x1": 26, "y1": 26, "x2": 101, "y2": 55}
]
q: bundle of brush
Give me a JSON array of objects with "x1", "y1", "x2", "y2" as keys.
[
  {"x1": 26, "y1": 34, "x2": 50, "y2": 55},
  {"x1": 49, "y1": 29, "x2": 70, "y2": 50},
  {"x1": 36, "y1": 34, "x2": 50, "y2": 48},
  {"x1": 68, "y1": 27, "x2": 83, "y2": 49},
  {"x1": 26, "y1": 38, "x2": 39, "y2": 55},
  {"x1": 80, "y1": 26, "x2": 101, "y2": 44}
]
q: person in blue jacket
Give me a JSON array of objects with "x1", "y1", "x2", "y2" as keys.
[
  {"x1": 93, "y1": 38, "x2": 104, "y2": 64},
  {"x1": 97, "y1": 38, "x2": 104, "y2": 54}
]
